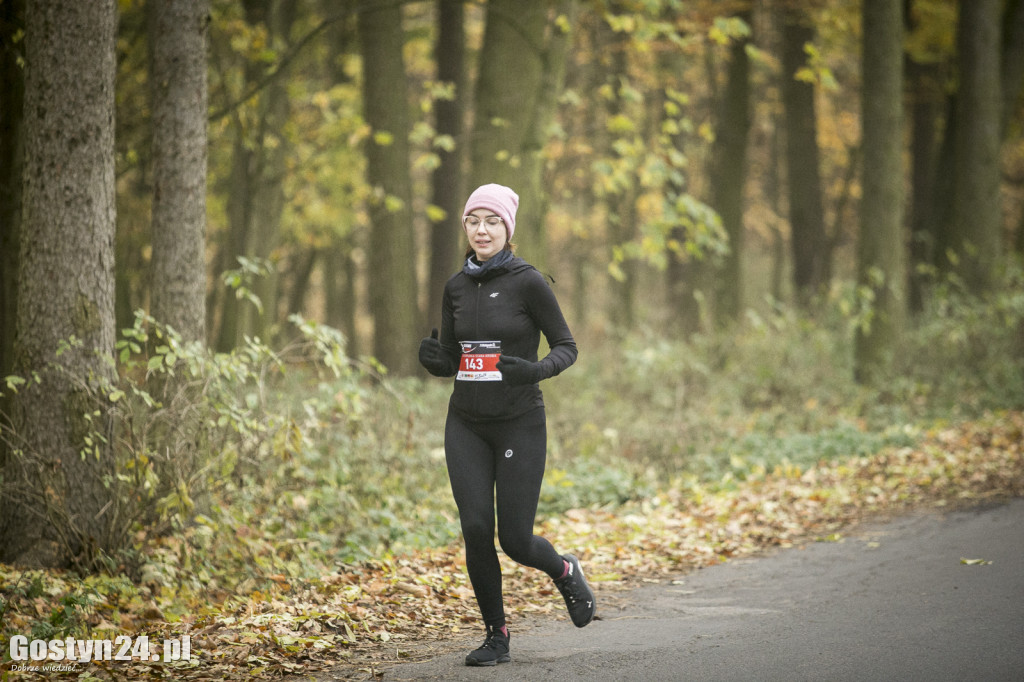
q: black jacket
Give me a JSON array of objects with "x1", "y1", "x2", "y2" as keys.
[{"x1": 432, "y1": 255, "x2": 577, "y2": 422}]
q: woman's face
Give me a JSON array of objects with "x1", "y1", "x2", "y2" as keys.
[{"x1": 463, "y1": 210, "x2": 508, "y2": 261}]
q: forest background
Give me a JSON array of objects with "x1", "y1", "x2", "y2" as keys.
[{"x1": 1, "y1": 0, "x2": 1024, "y2": 676}]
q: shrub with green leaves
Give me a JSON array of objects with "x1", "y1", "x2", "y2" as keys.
[{"x1": 1, "y1": 311, "x2": 373, "y2": 579}]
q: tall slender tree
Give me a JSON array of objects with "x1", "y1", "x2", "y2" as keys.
[
  {"x1": 780, "y1": 5, "x2": 829, "y2": 304},
  {"x1": 659, "y1": 27, "x2": 706, "y2": 336},
  {"x1": 321, "y1": 0, "x2": 360, "y2": 355},
  {"x1": 855, "y1": 0, "x2": 905, "y2": 384},
  {"x1": 427, "y1": 0, "x2": 466, "y2": 327},
  {"x1": 949, "y1": 0, "x2": 1002, "y2": 294},
  {"x1": 710, "y1": 7, "x2": 752, "y2": 324},
  {"x1": 2, "y1": 0, "x2": 118, "y2": 568},
  {"x1": 904, "y1": 0, "x2": 947, "y2": 313},
  {"x1": 149, "y1": 0, "x2": 210, "y2": 342},
  {"x1": 359, "y1": 0, "x2": 418, "y2": 375},
  {"x1": 0, "y1": 0, "x2": 24, "y2": 390},
  {"x1": 602, "y1": 14, "x2": 639, "y2": 330}
]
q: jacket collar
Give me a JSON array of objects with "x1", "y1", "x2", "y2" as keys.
[{"x1": 462, "y1": 249, "x2": 517, "y2": 281}]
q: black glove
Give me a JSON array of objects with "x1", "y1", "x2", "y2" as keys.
[
  {"x1": 496, "y1": 354, "x2": 544, "y2": 386},
  {"x1": 418, "y1": 328, "x2": 450, "y2": 376}
]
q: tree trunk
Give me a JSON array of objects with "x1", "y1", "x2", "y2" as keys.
[
  {"x1": 427, "y1": 0, "x2": 466, "y2": 331},
  {"x1": 213, "y1": 125, "x2": 252, "y2": 351},
  {"x1": 149, "y1": 0, "x2": 209, "y2": 342},
  {"x1": 359, "y1": 0, "x2": 418, "y2": 375},
  {"x1": 561, "y1": 10, "x2": 605, "y2": 334},
  {"x1": 604, "y1": 17, "x2": 638, "y2": 331},
  {"x1": 284, "y1": 247, "x2": 318, "y2": 320},
  {"x1": 248, "y1": 0, "x2": 293, "y2": 345},
  {"x1": 324, "y1": 240, "x2": 359, "y2": 357},
  {"x1": 1001, "y1": 0, "x2": 1024, "y2": 134},
  {"x1": 905, "y1": 9, "x2": 945, "y2": 313},
  {"x1": 213, "y1": 0, "x2": 293, "y2": 351},
  {"x1": 767, "y1": 105, "x2": 787, "y2": 304},
  {"x1": 780, "y1": 7, "x2": 829, "y2": 304},
  {"x1": 0, "y1": 0, "x2": 24, "y2": 390},
  {"x1": 710, "y1": 9, "x2": 752, "y2": 324},
  {"x1": 950, "y1": 0, "x2": 1003, "y2": 294},
  {"x1": 2, "y1": 0, "x2": 118, "y2": 568},
  {"x1": 470, "y1": 0, "x2": 574, "y2": 270},
  {"x1": 321, "y1": 0, "x2": 360, "y2": 356},
  {"x1": 659, "y1": 37, "x2": 704, "y2": 336},
  {"x1": 1016, "y1": 205, "x2": 1024, "y2": 257},
  {"x1": 524, "y1": 0, "x2": 575, "y2": 265},
  {"x1": 855, "y1": 0, "x2": 905, "y2": 385}
]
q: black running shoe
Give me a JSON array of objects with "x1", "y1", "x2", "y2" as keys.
[
  {"x1": 464, "y1": 626, "x2": 510, "y2": 667},
  {"x1": 554, "y1": 553, "x2": 596, "y2": 627}
]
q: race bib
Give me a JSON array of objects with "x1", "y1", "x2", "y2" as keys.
[{"x1": 457, "y1": 341, "x2": 502, "y2": 381}]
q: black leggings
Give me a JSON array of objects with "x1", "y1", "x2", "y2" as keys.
[{"x1": 445, "y1": 407, "x2": 565, "y2": 627}]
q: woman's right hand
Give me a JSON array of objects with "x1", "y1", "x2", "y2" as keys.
[{"x1": 419, "y1": 328, "x2": 450, "y2": 376}]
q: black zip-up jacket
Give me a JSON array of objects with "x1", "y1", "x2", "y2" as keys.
[{"x1": 433, "y1": 255, "x2": 577, "y2": 422}]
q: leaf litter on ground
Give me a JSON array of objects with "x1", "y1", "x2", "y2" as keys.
[{"x1": 1, "y1": 411, "x2": 1021, "y2": 680}]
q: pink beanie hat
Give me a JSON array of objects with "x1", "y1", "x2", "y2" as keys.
[{"x1": 463, "y1": 183, "x2": 519, "y2": 239}]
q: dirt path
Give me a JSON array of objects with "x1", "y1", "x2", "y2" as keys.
[{"x1": 363, "y1": 499, "x2": 1024, "y2": 681}]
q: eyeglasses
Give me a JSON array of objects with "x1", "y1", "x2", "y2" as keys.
[{"x1": 463, "y1": 215, "x2": 504, "y2": 228}]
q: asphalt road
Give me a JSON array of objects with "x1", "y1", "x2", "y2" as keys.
[{"x1": 374, "y1": 499, "x2": 1024, "y2": 682}]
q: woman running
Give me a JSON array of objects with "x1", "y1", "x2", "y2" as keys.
[{"x1": 418, "y1": 183, "x2": 596, "y2": 666}]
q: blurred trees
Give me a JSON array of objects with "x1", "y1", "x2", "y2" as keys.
[
  {"x1": 133, "y1": 1, "x2": 1020, "y2": 364},
  {"x1": 2, "y1": 0, "x2": 1022, "y2": 373},
  {"x1": 2, "y1": 2, "x2": 1024, "y2": 570}
]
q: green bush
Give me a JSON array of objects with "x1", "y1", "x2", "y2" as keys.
[
  {"x1": 540, "y1": 456, "x2": 653, "y2": 516},
  {"x1": 897, "y1": 263, "x2": 1024, "y2": 415}
]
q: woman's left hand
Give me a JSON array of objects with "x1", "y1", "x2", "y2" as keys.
[{"x1": 496, "y1": 355, "x2": 544, "y2": 385}]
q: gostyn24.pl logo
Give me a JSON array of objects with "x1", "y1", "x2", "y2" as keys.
[{"x1": 9, "y1": 634, "x2": 192, "y2": 663}]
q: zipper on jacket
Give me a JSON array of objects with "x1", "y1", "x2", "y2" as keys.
[
  {"x1": 475, "y1": 281, "x2": 482, "y2": 337},
  {"x1": 474, "y1": 281, "x2": 482, "y2": 404}
]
